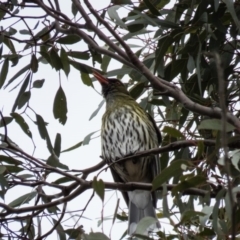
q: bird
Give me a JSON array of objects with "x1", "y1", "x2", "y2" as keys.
[{"x1": 93, "y1": 70, "x2": 161, "y2": 235}]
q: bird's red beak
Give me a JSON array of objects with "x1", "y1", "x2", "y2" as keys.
[{"x1": 92, "y1": 71, "x2": 109, "y2": 85}]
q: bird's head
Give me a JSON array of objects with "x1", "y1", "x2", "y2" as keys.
[{"x1": 93, "y1": 71, "x2": 129, "y2": 99}]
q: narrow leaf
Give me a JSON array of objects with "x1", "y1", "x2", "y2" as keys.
[
  {"x1": 32, "y1": 79, "x2": 45, "y2": 88},
  {"x1": 53, "y1": 86, "x2": 68, "y2": 125},
  {"x1": 8, "y1": 191, "x2": 37, "y2": 208},
  {"x1": 92, "y1": 177, "x2": 105, "y2": 201},
  {"x1": 12, "y1": 71, "x2": 31, "y2": 112},
  {"x1": 0, "y1": 58, "x2": 9, "y2": 89},
  {"x1": 30, "y1": 53, "x2": 38, "y2": 73},
  {"x1": 11, "y1": 113, "x2": 32, "y2": 138},
  {"x1": 81, "y1": 72, "x2": 92, "y2": 86},
  {"x1": 89, "y1": 100, "x2": 105, "y2": 121},
  {"x1": 56, "y1": 35, "x2": 81, "y2": 44},
  {"x1": 61, "y1": 141, "x2": 83, "y2": 153},
  {"x1": 17, "y1": 91, "x2": 31, "y2": 109},
  {"x1": 60, "y1": 47, "x2": 70, "y2": 77},
  {"x1": 54, "y1": 133, "x2": 61, "y2": 157},
  {"x1": 198, "y1": 119, "x2": 235, "y2": 132},
  {"x1": 50, "y1": 48, "x2": 63, "y2": 71},
  {"x1": 152, "y1": 160, "x2": 191, "y2": 191}
]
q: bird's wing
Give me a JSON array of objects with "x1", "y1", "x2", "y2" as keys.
[
  {"x1": 109, "y1": 167, "x2": 129, "y2": 206},
  {"x1": 147, "y1": 112, "x2": 162, "y2": 207}
]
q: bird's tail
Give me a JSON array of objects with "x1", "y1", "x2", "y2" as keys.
[{"x1": 128, "y1": 190, "x2": 160, "y2": 236}]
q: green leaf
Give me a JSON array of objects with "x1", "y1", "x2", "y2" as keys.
[
  {"x1": 30, "y1": 53, "x2": 38, "y2": 73},
  {"x1": 19, "y1": 29, "x2": 31, "y2": 35},
  {"x1": 53, "y1": 86, "x2": 68, "y2": 125},
  {"x1": 46, "y1": 154, "x2": 68, "y2": 170},
  {"x1": 0, "y1": 166, "x2": 6, "y2": 174},
  {"x1": 111, "y1": 0, "x2": 132, "y2": 4},
  {"x1": 50, "y1": 47, "x2": 63, "y2": 71},
  {"x1": 107, "y1": 5, "x2": 127, "y2": 29},
  {"x1": 172, "y1": 175, "x2": 206, "y2": 195},
  {"x1": 4, "y1": 62, "x2": 31, "y2": 89},
  {"x1": 56, "y1": 35, "x2": 81, "y2": 44},
  {"x1": 101, "y1": 54, "x2": 111, "y2": 72},
  {"x1": 60, "y1": 47, "x2": 70, "y2": 77},
  {"x1": 52, "y1": 218, "x2": 66, "y2": 240},
  {"x1": 89, "y1": 100, "x2": 105, "y2": 121},
  {"x1": 0, "y1": 58, "x2": 9, "y2": 89},
  {"x1": 32, "y1": 79, "x2": 45, "y2": 88},
  {"x1": 17, "y1": 91, "x2": 31, "y2": 109},
  {"x1": 61, "y1": 141, "x2": 83, "y2": 153},
  {"x1": 12, "y1": 71, "x2": 31, "y2": 112},
  {"x1": 142, "y1": 0, "x2": 160, "y2": 16},
  {"x1": 69, "y1": 60, "x2": 91, "y2": 73},
  {"x1": 198, "y1": 119, "x2": 235, "y2": 132},
  {"x1": 162, "y1": 126, "x2": 185, "y2": 139},
  {"x1": 135, "y1": 217, "x2": 158, "y2": 236},
  {"x1": 82, "y1": 131, "x2": 99, "y2": 145},
  {"x1": 7, "y1": 191, "x2": 37, "y2": 208},
  {"x1": 92, "y1": 177, "x2": 105, "y2": 201},
  {"x1": 54, "y1": 133, "x2": 61, "y2": 157},
  {"x1": 65, "y1": 228, "x2": 83, "y2": 239},
  {"x1": 81, "y1": 72, "x2": 92, "y2": 86},
  {"x1": 0, "y1": 155, "x2": 21, "y2": 165},
  {"x1": 35, "y1": 114, "x2": 53, "y2": 152},
  {"x1": 67, "y1": 51, "x2": 90, "y2": 60},
  {"x1": 129, "y1": 81, "x2": 145, "y2": 99},
  {"x1": 152, "y1": 160, "x2": 191, "y2": 191},
  {"x1": 71, "y1": 2, "x2": 78, "y2": 16},
  {"x1": 11, "y1": 113, "x2": 32, "y2": 138},
  {"x1": 83, "y1": 232, "x2": 110, "y2": 240},
  {"x1": 3, "y1": 37, "x2": 16, "y2": 54}
]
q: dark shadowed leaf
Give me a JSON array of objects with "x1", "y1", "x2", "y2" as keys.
[
  {"x1": 4, "y1": 60, "x2": 32, "y2": 89},
  {"x1": 0, "y1": 117, "x2": 13, "y2": 128},
  {"x1": 46, "y1": 154, "x2": 68, "y2": 170},
  {"x1": 3, "y1": 37, "x2": 16, "y2": 54},
  {"x1": 11, "y1": 113, "x2": 32, "y2": 138},
  {"x1": 57, "y1": 35, "x2": 81, "y2": 44},
  {"x1": 83, "y1": 232, "x2": 110, "y2": 240},
  {"x1": 50, "y1": 48, "x2": 63, "y2": 71},
  {"x1": 72, "y1": 2, "x2": 78, "y2": 16},
  {"x1": 60, "y1": 47, "x2": 70, "y2": 77},
  {"x1": 92, "y1": 177, "x2": 105, "y2": 201},
  {"x1": 111, "y1": 0, "x2": 132, "y2": 4},
  {"x1": 152, "y1": 160, "x2": 191, "y2": 191},
  {"x1": 33, "y1": 79, "x2": 45, "y2": 88},
  {"x1": 81, "y1": 72, "x2": 92, "y2": 86},
  {"x1": 30, "y1": 53, "x2": 38, "y2": 73},
  {"x1": 54, "y1": 133, "x2": 61, "y2": 157},
  {"x1": 67, "y1": 51, "x2": 90, "y2": 60},
  {"x1": 17, "y1": 91, "x2": 31, "y2": 109},
  {"x1": 7, "y1": 191, "x2": 37, "y2": 208},
  {"x1": 142, "y1": 0, "x2": 160, "y2": 16},
  {"x1": 0, "y1": 58, "x2": 9, "y2": 89},
  {"x1": 35, "y1": 114, "x2": 53, "y2": 152},
  {"x1": 65, "y1": 228, "x2": 84, "y2": 239},
  {"x1": 69, "y1": 60, "x2": 91, "y2": 73},
  {"x1": 12, "y1": 72, "x2": 31, "y2": 112},
  {"x1": 129, "y1": 81, "x2": 145, "y2": 99},
  {"x1": 53, "y1": 86, "x2": 68, "y2": 125}
]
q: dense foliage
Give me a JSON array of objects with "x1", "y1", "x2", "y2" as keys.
[{"x1": 0, "y1": 0, "x2": 240, "y2": 239}]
